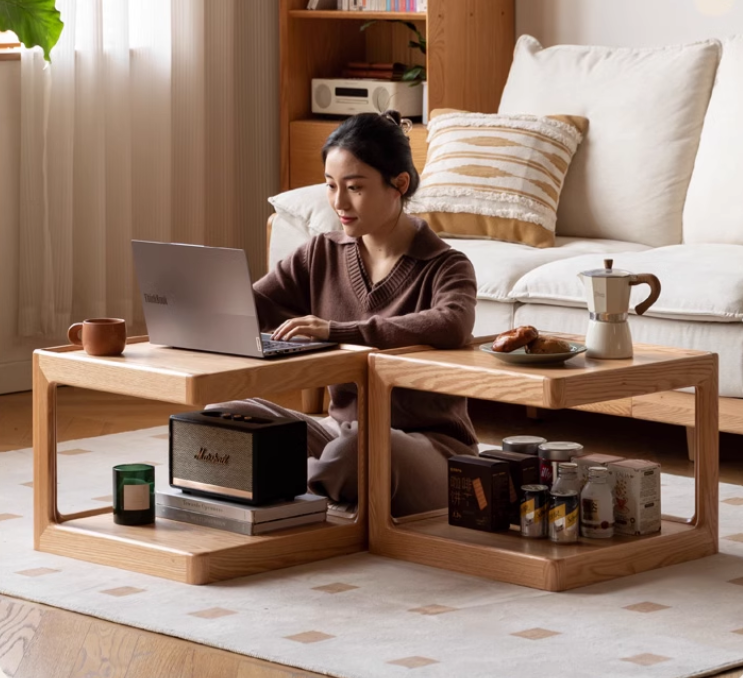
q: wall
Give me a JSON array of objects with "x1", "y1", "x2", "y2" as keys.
[{"x1": 516, "y1": 0, "x2": 743, "y2": 46}]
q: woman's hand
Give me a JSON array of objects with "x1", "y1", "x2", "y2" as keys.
[{"x1": 271, "y1": 316, "x2": 330, "y2": 341}]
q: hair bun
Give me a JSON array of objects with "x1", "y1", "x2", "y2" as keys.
[
  {"x1": 382, "y1": 110, "x2": 402, "y2": 126},
  {"x1": 381, "y1": 109, "x2": 412, "y2": 136}
]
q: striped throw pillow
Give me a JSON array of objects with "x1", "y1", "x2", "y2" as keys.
[{"x1": 407, "y1": 110, "x2": 588, "y2": 248}]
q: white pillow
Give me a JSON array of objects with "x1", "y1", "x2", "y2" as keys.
[
  {"x1": 498, "y1": 35, "x2": 720, "y2": 247},
  {"x1": 683, "y1": 35, "x2": 743, "y2": 245},
  {"x1": 268, "y1": 183, "x2": 340, "y2": 236}
]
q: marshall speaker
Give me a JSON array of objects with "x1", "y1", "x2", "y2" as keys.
[{"x1": 169, "y1": 410, "x2": 307, "y2": 506}]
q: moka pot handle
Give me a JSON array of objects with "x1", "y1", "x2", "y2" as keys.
[{"x1": 631, "y1": 273, "x2": 661, "y2": 316}]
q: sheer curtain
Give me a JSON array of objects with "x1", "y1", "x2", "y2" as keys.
[{"x1": 18, "y1": 0, "x2": 279, "y2": 340}]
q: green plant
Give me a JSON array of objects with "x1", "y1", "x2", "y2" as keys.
[
  {"x1": 0, "y1": 0, "x2": 64, "y2": 61},
  {"x1": 360, "y1": 19, "x2": 426, "y2": 83}
]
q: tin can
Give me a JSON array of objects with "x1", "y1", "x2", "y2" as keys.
[
  {"x1": 502, "y1": 435, "x2": 547, "y2": 456},
  {"x1": 537, "y1": 441, "x2": 584, "y2": 489},
  {"x1": 548, "y1": 490, "x2": 580, "y2": 543},
  {"x1": 520, "y1": 484, "x2": 549, "y2": 538}
]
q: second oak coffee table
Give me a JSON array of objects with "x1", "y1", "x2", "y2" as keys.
[
  {"x1": 33, "y1": 338, "x2": 371, "y2": 584},
  {"x1": 367, "y1": 339, "x2": 719, "y2": 591}
]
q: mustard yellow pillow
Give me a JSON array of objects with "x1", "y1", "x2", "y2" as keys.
[{"x1": 407, "y1": 109, "x2": 588, "y2": 248}]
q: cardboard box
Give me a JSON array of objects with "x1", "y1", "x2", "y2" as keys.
[
  {"x1": 448, "y1": 456, "x2": 510, "y2": 532},
  {"x1": 572, "y1": 453, "x2": 625, "y2": 490},
  {"x1": 479, "y1": 448, "x2": 539, "y2": 525},
  {"x1": 608, "y1": 459, "x2": 661, "y2": 536}
]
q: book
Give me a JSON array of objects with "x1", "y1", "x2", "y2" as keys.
[
  {"x1": 155, "y1": 487, "x2": 327, "y2": 524},
  {"x1": 306, "y1": 0, "x2": 337, "y2": 9},
  {"x1": 155, "y1": 503, "x2": 327, "y2": 536}
]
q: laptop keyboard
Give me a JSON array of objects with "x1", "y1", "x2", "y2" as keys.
[{"x1": 262, "y1": 338, "x2": 303, "y2": 351}]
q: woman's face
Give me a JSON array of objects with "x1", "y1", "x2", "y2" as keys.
[{"x1": 324, "y1": 147, "x2": 408, "y2": 239}]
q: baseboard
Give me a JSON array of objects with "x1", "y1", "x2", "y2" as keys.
[{"x1": 0, "y1": 359, "x2": 31, "y2": 394}]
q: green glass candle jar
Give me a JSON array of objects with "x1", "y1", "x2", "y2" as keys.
[{"x1": 113, "y1": 463, "x2": 155, "y2": 525}]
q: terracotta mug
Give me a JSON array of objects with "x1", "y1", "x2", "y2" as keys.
[{"x1": 67, "y1": 318, "x2": 127, "y2": 356}]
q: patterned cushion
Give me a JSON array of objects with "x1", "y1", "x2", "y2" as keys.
[{"x1": 406, "y1": 109, "x2": 588, "y2": 248}]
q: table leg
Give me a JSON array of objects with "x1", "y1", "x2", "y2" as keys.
[
  {"x1": 693, "y1": 360, "x2": 719, "y2": 548},
  {"x1": 368, "y1": 356, "x2": 393, "y2": 547},
  {"x1": 33, "y1": 355, "x2": 58, "y2": 547}
]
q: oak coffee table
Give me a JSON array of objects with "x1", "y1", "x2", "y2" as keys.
[
  {"x1": 368, "y1": 339, "x2": 719, "y2": 591},
  {"x1": 33, "y1": 337, "x2": 371, "y2": 584}
]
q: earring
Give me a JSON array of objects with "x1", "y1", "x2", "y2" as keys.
[{"x1": 400, "y1": 118, "x2": 413, "y2": 137}]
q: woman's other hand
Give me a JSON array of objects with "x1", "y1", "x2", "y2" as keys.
[{"x1": 271, "y1": 316, "x2": 330, "y2": 341}]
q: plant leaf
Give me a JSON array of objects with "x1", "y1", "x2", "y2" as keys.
[{"x1": 0, "y1": 0, "x2": 64, "y2": 61}]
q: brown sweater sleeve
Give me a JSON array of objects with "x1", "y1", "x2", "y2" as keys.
[
  {"x1": 253, "y1": 242, "x2": 313, "y2": 331},
  {"x1": 327, "y1": 252, "x2": 477, "y2": 350}
]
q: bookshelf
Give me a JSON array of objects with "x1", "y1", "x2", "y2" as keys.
[{"x1": 279, "y1": 0, "x2": 515, "y2": 190}]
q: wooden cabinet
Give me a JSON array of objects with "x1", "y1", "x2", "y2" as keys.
[{"x1": 279, "y1": 0, "x2": 515, "y2": 190}]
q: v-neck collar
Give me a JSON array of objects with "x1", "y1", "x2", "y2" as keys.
[
  {"x1": 347, "y1": 244, "x2": 417, "y2": 309},
  {"x1": 324, "y1": 217, "x2": 452, "y2": 310}
]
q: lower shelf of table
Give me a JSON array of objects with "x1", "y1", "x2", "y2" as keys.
[
  {"x1": 38, "y1": 513, "x2": 365, "y2": 585},
  {"x1": 371, "y1": 516, "x2": 717, "y2": 591}
]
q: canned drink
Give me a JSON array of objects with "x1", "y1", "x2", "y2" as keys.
[
  {"x1": 520, "y1": 484, "x2": 549, "y2": 538},
  {"x1": 548, "y1": 490, "x2": 580, "y2": 543},
  {"x1": 537, "y1": 441, "x2": 584, "y2": 489},
  {"x1": 502, "y1": 435, "x2": 546, "y2": 456}
]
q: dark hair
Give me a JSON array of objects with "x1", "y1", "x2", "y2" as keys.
[{"x1": 321, "y1": 110, "x2": 420, "y2": 201}]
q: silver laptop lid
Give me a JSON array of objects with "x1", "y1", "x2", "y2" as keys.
[{"x1": 132, "y1": 240, "x2": 265, "y2": 358}]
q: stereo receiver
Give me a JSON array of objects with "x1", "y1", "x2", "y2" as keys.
[
  {"x1": 169, "y1": 410, "x2": 307, "y2": 506},
  {"x1": 311, "y1": 78, "x2": 423, "y2": 117}
]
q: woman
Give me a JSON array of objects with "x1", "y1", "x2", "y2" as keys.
[{"x1": 210, "y1": 110, "x2": 479, "y2": 517}]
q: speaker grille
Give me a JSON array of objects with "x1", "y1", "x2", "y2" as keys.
[
  {"x1": 172, "y1": 423, "x2": 253, "y2": 492},
  {"x1": 314, "y1": 83, "x2": 332, "y2": 110},
  {"x1": 372, "y1": 87, "x2": 390, "y2": 113}
]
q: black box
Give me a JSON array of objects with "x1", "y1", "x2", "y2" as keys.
[
  {"x1": 479, "y1": 448, "x2": 540, "y2": 525},
  {"x1": 169, "y1": 410, "x2": 307, "y2": 506},
  {"x1": 448, "y1": 456, "x2": 510, "y2": 532}
]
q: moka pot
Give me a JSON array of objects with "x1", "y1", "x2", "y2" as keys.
[{"x1": 578, "y1": 259, "x2": 661, "y2": 359}]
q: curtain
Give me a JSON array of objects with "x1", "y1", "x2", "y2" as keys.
[{"x1": 18, "y1": 0, "x2": 279, "y2": 340}]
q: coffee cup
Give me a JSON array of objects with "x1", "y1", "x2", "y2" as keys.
[{"x1": 67, "y1": 318, "x2": 127, "y2": 356}]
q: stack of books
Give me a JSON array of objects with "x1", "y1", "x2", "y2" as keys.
[
  {"x1": 308, "y1": 0, "x2": 427, "y2": 11},
  {"x1": 342, "y1": 61, "x2": 406, "y2": 80},
  {"x1": 155, "y1": 487, "x2": 328, "y2": 536}
]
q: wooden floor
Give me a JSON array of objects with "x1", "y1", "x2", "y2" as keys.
[{"x1": 1, "y1": 387, "x2": 742, "y2": 678}]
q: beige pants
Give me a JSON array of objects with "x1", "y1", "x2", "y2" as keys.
[{"x1": 205, "y1": 398, "x2": 478, "y2": 517}]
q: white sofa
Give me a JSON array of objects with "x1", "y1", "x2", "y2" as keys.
[{"x1": 267, "y1": 34, "x2": 743, "y2": 441}]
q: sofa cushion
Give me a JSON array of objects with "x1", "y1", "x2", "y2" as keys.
[
  {"x1": 498, "y1": 35, "x2": 720, "y2": 247},
  {"x1": 406, "y1": 110, "x2": 587, "y2": 248},
  {"x1": 509, "y1": 245, "x2": 743, "y2": 322},
  {"x1": 684, "y1": 35, "x2": 743, "y2": 245},
  {"x1": 268, "y1": 183, "x2": 339, "y2": 237},
  {"x1": 512, "y1": 304, "x2": 743, "y2": 398},
  {"x1": 445, "y1": 237, "x2": 649, "y2": 303}
]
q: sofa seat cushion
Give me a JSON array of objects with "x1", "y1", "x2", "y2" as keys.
[
  {"x1": 444, "y1": 236, "x2": 649, "y2": 303},
  {"x1": 498, "y1": 35, "x2": 720, "y2": 247},
  {"x1": 509, "y1": 245, "x2": 743, "y2": 322},
  {"x1": 684, "y1": 35, "x2": 743, "y2": 245},
  {"x1": 512, "y1": 303, "x2": 743, "y2": 398}
]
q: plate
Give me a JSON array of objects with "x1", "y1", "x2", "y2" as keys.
[{"x1": 479, "y1": 341, "x2": 587, "y2": 365}]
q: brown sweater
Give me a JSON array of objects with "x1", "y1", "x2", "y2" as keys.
[{"x1": 254, "y1": 218, "x2": 478, "y2": 445}]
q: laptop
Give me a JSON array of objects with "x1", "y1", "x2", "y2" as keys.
[{"x1": 131, "y1": 240, "x2": 338, "y2": 359}]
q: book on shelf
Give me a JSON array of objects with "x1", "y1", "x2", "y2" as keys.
[
  {"x1": 306, "y1": 0, "x2": 337, "y2": 9},
  {"x1": 334, "y1": 0, "x2": 425, "y2": 10},
  {"x1": 156, "y1": 503, "x2": 327, "y2": 536},
  {"x1": 155, "y1": 487, "x2": 328, "y2": 524}
]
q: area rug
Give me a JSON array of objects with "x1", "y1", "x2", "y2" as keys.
[{"x1": 3, "y1": 427, "x2": 743, "y2": 678}]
